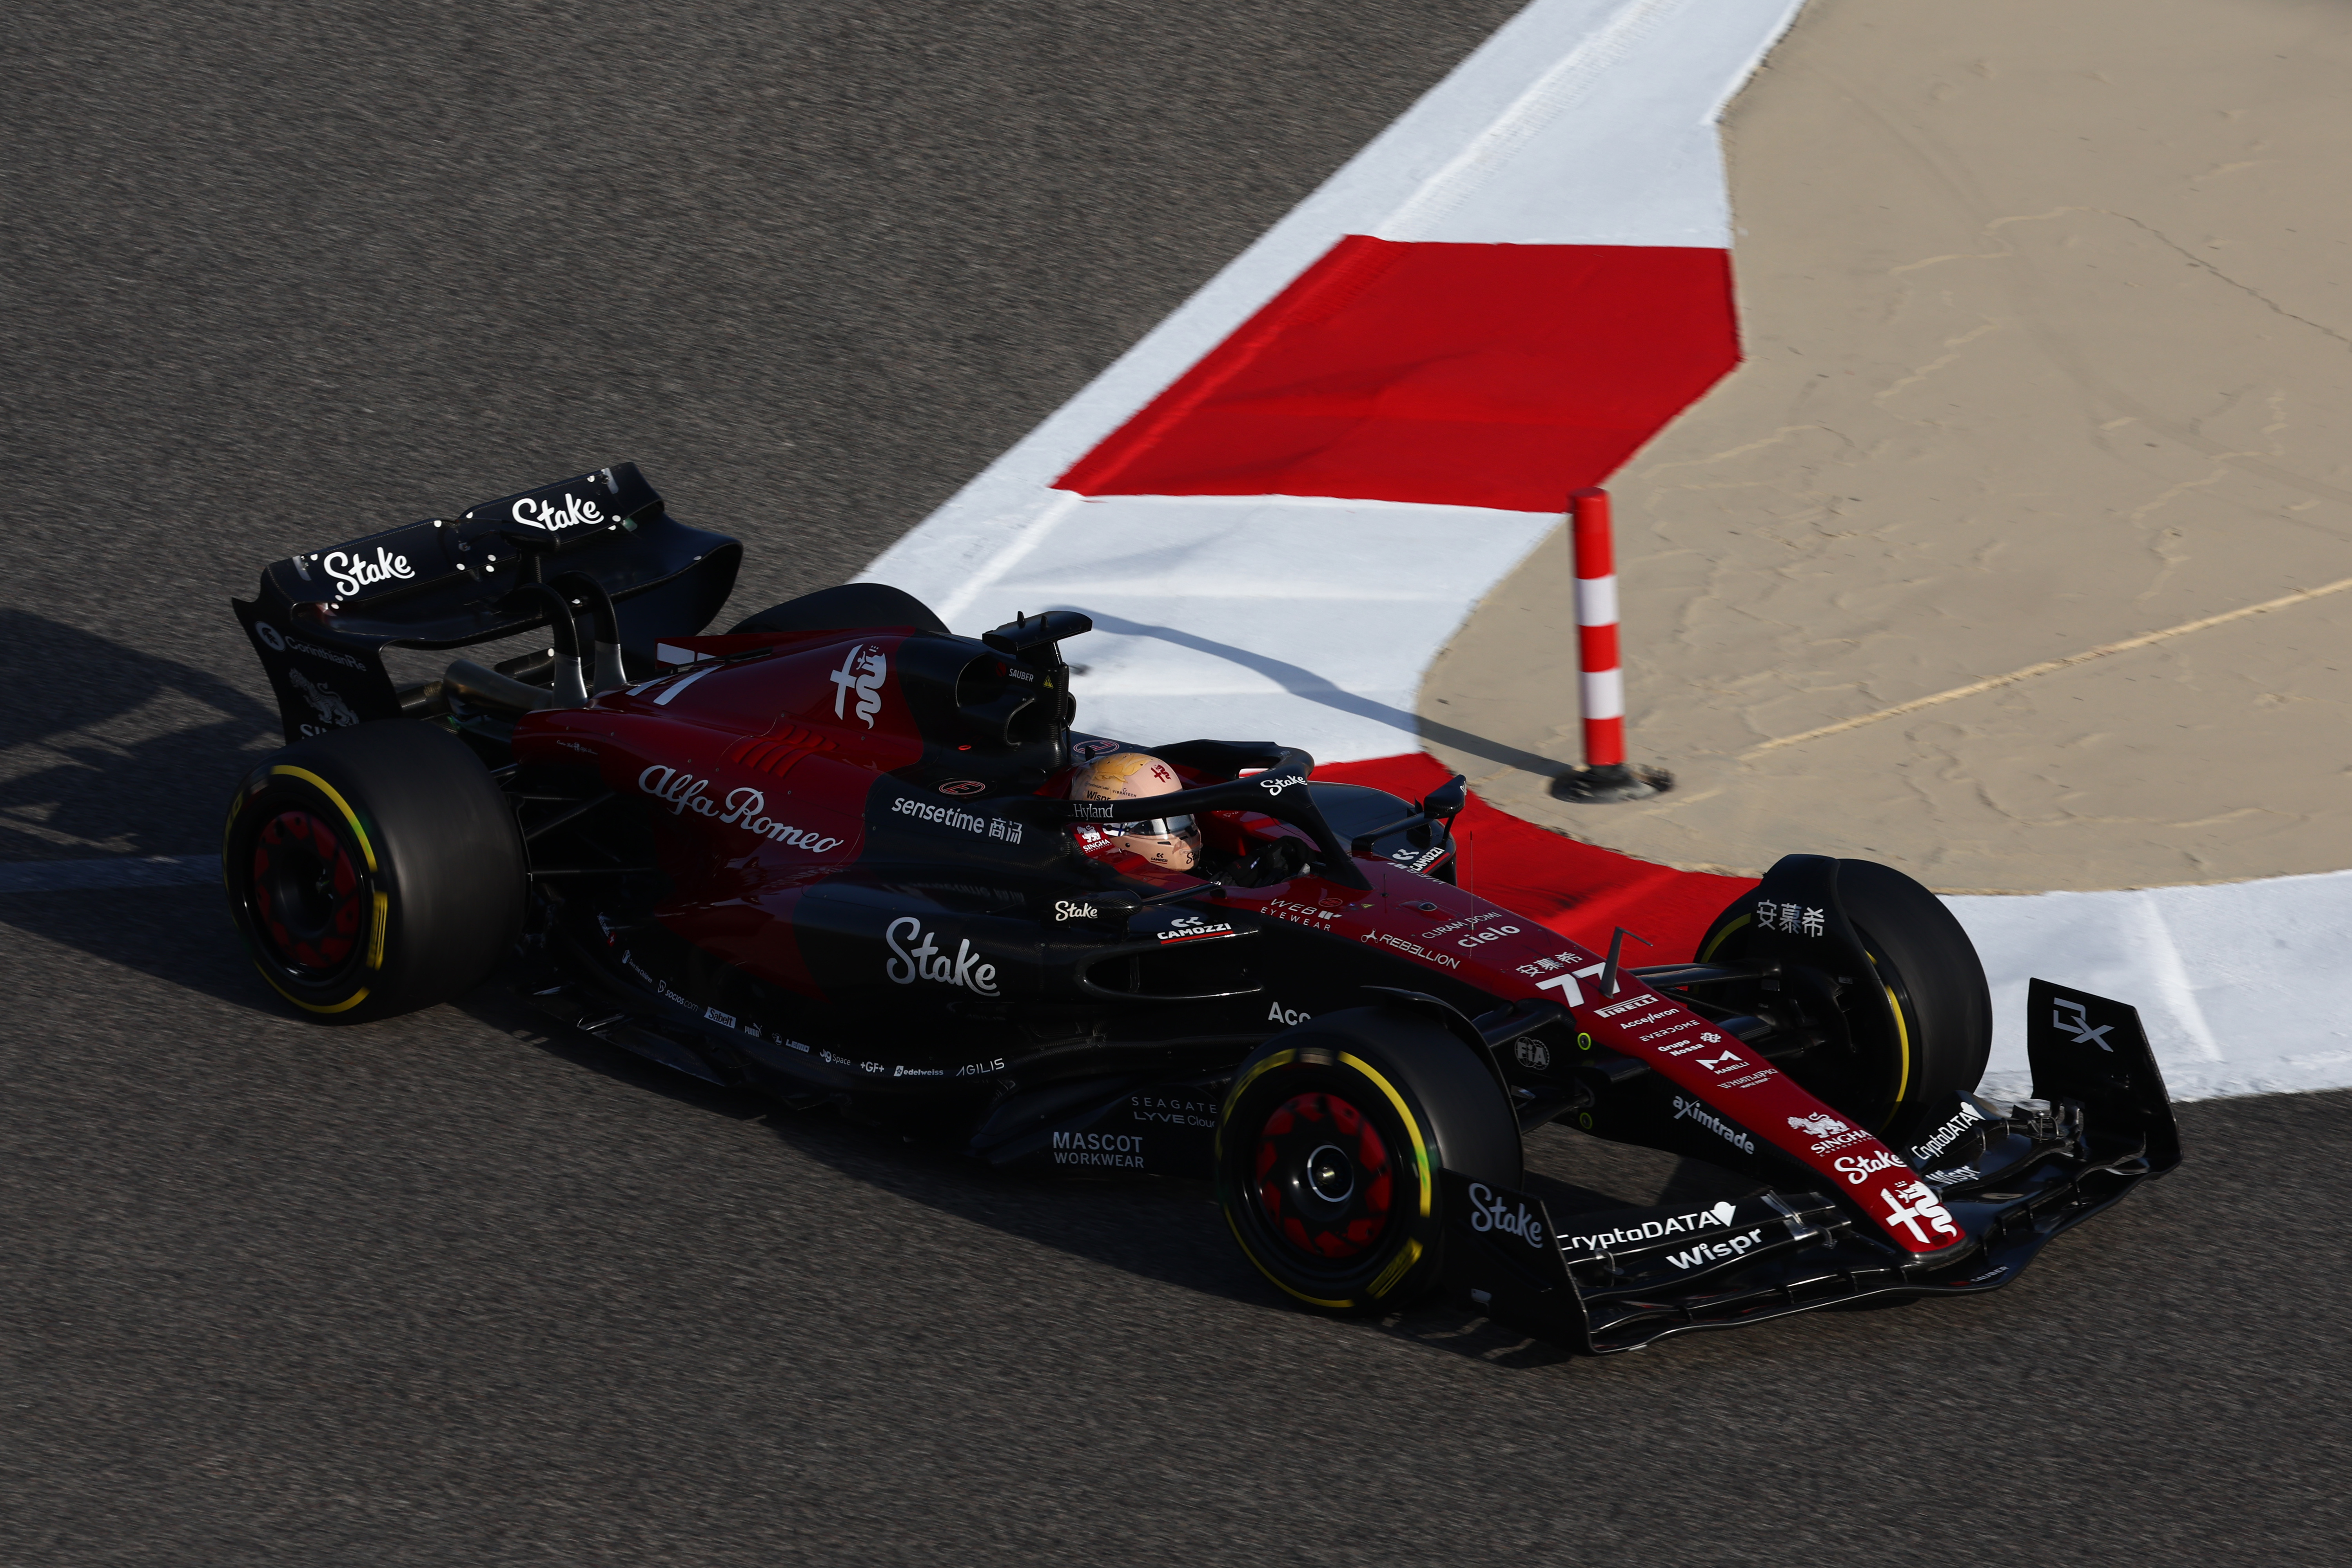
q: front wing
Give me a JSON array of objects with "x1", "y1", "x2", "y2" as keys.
[{"x1": 1441, "y1": 982, "x2": 2180, "y2": 1354}]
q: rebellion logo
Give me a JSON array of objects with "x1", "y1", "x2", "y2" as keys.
[
  {"x1": 831, "y1": 643, "x2": 887, "y2": 728},
  {"x1": 510, "y1": 492, "x2": 606, "y2": 532},
  {"x1": 884, "y1": 916, "x2": 999, "y2": 997},
  {"x1": 322, "y1": 546, "x2": 415, "y2": 599}
]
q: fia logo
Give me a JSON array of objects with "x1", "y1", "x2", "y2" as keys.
[
  {"x1": 831, "y1": 644, "x2": 887, "y2": 728},
  {"x1": 2052, "y1": 996, "x2": 2114, "y2": 1051}
]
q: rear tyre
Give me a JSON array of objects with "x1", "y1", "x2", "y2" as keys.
[
  {"x1": 1697, "y1": 858, "x2": 1991, "y2": 1146},
  {"x1": 1218, "y1": 1006, "x2": 1519, "y2": 1314},
  {"x1": 222, "y1": 720, "x2": 526, "y2": 1023}
]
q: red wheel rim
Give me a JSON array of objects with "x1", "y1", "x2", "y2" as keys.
[
  {"x1": 1253, "y1": 1091, "x2": 1395, "y2": 1261},
  {"x1": 249, "y1": 809, "x2": 365, "y2": 977}
]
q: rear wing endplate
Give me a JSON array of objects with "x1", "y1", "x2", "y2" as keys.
[{"x1": 231, "y1": 463, "x2": 741, "y2": 740}]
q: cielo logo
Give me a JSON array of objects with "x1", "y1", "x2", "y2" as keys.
[
  {"x1": 884, "y1": 916, "x2": 999, "y2": 997},
  {"x1": 322, "y1": 546, "x2": 415, "y2": 598}
]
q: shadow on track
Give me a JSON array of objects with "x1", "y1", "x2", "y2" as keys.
[
  {"x1": 451, "y1": 979, "x2": 1759, "y2": 1368},
  {"x1": 0, "y1": 613, "x2": 286, "y2": 1005},
  {"x1": 0, "y1": 609, "x2": 281, "y2": 859}
]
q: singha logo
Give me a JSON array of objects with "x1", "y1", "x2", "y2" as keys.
[
  {"x1": 1787, "y1": 1112, "x2": 1847, "y2": 1138},
  {"x1": 830, "y1": 643, "x2": 887, "y2": 728},
  {"x1": 289, "y1": 668, "x2": 358, "y2": 728}
]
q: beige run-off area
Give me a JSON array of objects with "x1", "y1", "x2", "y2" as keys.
[{"x1": 1426, "y1": 0, "x2": 2352, "y2": 892}]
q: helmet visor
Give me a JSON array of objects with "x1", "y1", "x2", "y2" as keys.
[{"x1": 1107, "y1": 814, "x2": 1198, "y2": 838}]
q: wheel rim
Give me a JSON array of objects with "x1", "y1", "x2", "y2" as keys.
[
  {"x1": 1253, "y1": 1091, "x2": 1394, "y2": 1262},
  {"x1": 249, "y1": 808, "x2": 366, "y2": 981}
]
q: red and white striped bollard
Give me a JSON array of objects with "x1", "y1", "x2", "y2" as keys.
[{"x1": 1551, "y1": 486, "x2": 1670, "y2": 802}]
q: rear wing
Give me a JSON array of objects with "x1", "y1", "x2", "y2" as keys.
[{"x1": 232, "y1": 463, "x2": 740, "y2": 740}]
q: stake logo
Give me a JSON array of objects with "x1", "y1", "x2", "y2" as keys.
[
  {"x1": 1256, "y1": 772, "x2": 1307, "y2": 795},
  {"x1": 1466, "y1": 1182, "x2": 1548, "y2": 1249},
  {"x1": 1834, "y1": 1148, "x2": 1907, "y2": 1186},
  {"x1": 2052, "y1": 995, "x2": 2115, "y2": 1051},
  {"x1": 831, "y1": 644, "x2": 888, "y2": 728},
  {"x1": 885, "y1": 916, "x2": 999, "y2": 997},
  {"x1": 510, "y1": 491, "x2": 606, "y2": 532},
  {"x1": 321, "y1": 546, "x2": 415, "y2": 599}
]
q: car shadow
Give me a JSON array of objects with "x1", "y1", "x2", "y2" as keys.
[
  {"x1": 1074, "y1": 610, "x2": 1569, "y2": 777},
  {"x1": 458, "y1": 982, "x2": 1762, "y2": 1369},
  {"x1": 0, "y1": 611, "x2": 290, "y2": 1005},
  {"x1": 0, "y1": 608, "x2": 285, "y2": 860}
]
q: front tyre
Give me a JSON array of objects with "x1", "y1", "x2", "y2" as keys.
[
  {"x1": 223, "y1": 720, "x2": 526, "y2": 1023},
  {"x1": 1218, "y1": 1007, "x2": 1519, "y2": 1314},
  {"x1": 1698, "y1": 858, "x2": 1991, "y2": 1147}
]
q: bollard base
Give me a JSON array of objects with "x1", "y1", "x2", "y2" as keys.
[{"x1": 1549, "y1": 762, "x2": 1673, "y2": 804}]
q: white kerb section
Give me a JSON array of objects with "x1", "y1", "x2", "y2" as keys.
[{"x1": 860, "y1": 0, "x2": 1808, "y2": 762}]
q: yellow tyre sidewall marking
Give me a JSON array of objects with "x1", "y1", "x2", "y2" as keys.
[
  {"x1": 240, "y1": 765, "x2": 388, "y2": 1014},
  {"x1": 1219, "y1": 1045, "x2": 1436, "y2": 1309},
  {"x1": 1699, "y1": 912, "x2": 1751, "y2": 963}
]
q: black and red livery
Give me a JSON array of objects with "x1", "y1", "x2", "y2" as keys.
[{"x1": 223, "y1": 466, "x2": 2180, "y2": 1353}]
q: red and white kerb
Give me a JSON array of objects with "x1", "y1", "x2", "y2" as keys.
[{"x1": 1569, "y1": 487, "x2": 1624, "y2": 771}]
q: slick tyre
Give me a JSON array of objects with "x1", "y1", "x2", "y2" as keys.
[
  {"x1": 1699, "y1": 858, "x2": 1991, "y2": 1147},
  {"x1": 223, "y1": 720, "x2": 526, "y2": 1023},
  {"x1": 1218, "y1": 1007, "x2": 1519, "y2": 1314}
]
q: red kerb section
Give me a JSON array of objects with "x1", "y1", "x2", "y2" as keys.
[
  {"x1": 1313, "y1": 752, "x2": 1755, "y2": 960},
  {"x1": 1057, "y1": 238, "x2": 1741, "y2": 513}
]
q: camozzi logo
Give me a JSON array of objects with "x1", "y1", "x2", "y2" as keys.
[
  {"x1": 884, "y1": 916, "x2": 999, "y2": 997},
  {"x1": 831, "y1": 644, "x2": 887, "y2": 728},
  {"x1": 322, "y1": 546, "x2": 415, "y2": 598},
  {"x1": 510, "y1": 492, "x2": 606, "y2": 532}
]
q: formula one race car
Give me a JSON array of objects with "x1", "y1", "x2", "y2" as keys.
[{"x1": 222, "y1": 465, "x2": 2181, "y2": 1353}]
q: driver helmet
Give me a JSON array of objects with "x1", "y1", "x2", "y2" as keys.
[{"x1": 1070, "y1": 751, "x2": 1201, "y2": 872}]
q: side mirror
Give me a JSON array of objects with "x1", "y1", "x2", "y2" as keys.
[{"x1": 1420, "y1": 776, "x2": 1467, "y2": 822}]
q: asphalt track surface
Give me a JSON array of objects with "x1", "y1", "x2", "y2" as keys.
[{"x1": 4, "y1": 5, "x2": 2348, "y2": 1563}]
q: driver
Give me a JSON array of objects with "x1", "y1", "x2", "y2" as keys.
[{"x1": 1069, "y1": 751, "x2": 1203, "y2": 873}]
